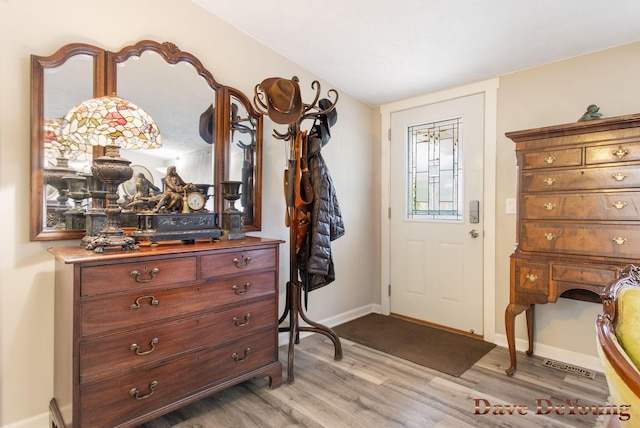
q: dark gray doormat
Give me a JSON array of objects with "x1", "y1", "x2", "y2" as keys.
[{"x1": 333, "y1": 313, "x2": 496, "y2": 377}]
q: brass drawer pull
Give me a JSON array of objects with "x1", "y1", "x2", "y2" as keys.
[
  {"x1": 544, "y1": 233, "x2": 556, "y2": 241},
  {"x1": 543, "y1": 202, "x2": 556, "y2": 211},
  {"x1": 613, "y1": 147, "x2": 629, "y2": 159},
  {"x1": 129, "y1": 380, "x2": 158, "y2": 400},
  {"x1": 544, "y1": 154, "x2": 556, "y2": 164},
  {"x1": 232, "y1": 348, "x2": 251, "y2": 362},
  {"x1": 525, "y1": 273, "x2": 538, "y2": 282},
  {"x1": 233, "y1": 314, "x2": 252, "y2": 327},
  {"x1": 612, "y1": 237, "x2": 628, "y2": 246},
  {"x1": 131, "y1": 295, "x2": 160, "y2": 310},
  {"x1": 130, "y1": 267, "x2": 160, "y2": 283},
  {"x1": 130, "y1": 337, "x2": 159, "y2": 356},
  {"x1": 233, "y1": 256, "x2": 252, "y2": 268},
  {"x1": 612, "y1": 201, "x2": 628, "y2": 210},
  {"x1": 543, "y1": 177, "x2": 556, "y2": 186},
  {"x1": 232, "y1": 282, "x2": 252, "y2": 295},
  {"x1": 612, "y1": 173, "x2": 627, "y2": 182}
]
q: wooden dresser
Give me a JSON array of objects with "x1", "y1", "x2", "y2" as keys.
[
  {"x1": 48, "y1": 237, "x2": 283, "y2": 427},
  {"x1": 505, "y1": 113, "x2": 640, "y2": 376}
]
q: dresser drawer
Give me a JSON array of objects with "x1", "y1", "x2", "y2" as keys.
[
  {"x1": 79, "y1": 296, "x2": 276, "y2": 384},
  {"x1": 81, "y1": 256, "x2": 197, "y2": 296},
  {"x1": 551, "y1": 264, "x2": 617, "y2": 287},
  {"x1": 585, "y1": 141, "x2": 640, "y2": 165},
  {"x1": 522, "y1": 164, "x2": 640, "y2": 192},
  {"x1": 513, "y1": 260, "x2": 549, "y2": 296},
  {"x1": 79, "y1": 330, "x2": 277, "y2": 428},
  {"x1": 521, "y1": 192, "x2": 640, "y2": 220},
  {"x1": 81, "y1": 270, "x2": 277, "y2": 336},
  {"x1": 200, "y1": 247, "x2": 277, "y2": 278},
  {"x1": 522, "y1": 147, "x2": 582, "y2": 169},
  {"x1": 521, "y1": 221, "x2": 640, "y2": 258}
]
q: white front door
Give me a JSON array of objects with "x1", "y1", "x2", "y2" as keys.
[{"x1": 390, "y1": 93, "x2": 484, "y2": 335}]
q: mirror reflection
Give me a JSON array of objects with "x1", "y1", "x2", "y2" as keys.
[
  {"x1": 228, "y1": 94, "x2": 257, "y2": 226},
  {"x1": 115, "y1": 50, "x2": 217, "y2": 224},
  {"x1": 44, "y1": 55, "x2": 94, "y2": 231}
]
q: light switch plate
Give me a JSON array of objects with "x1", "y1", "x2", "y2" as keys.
[{"x1": 506, "y1": 198, "x2": 516, "y2": 214}]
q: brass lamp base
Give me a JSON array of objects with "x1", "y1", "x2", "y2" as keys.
[{"x1": 88, "y1": 144, "x2": 137, "y2": 253}]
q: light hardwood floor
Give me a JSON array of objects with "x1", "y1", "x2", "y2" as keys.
[{"x1": 139, "y1": 334, "x2": 614, "y2": 428}]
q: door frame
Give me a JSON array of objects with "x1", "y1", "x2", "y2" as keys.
[{"x1": 379, "y1": 78, "x2": 499, "y2": 343}]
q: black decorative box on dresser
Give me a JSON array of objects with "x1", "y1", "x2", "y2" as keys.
[
  {"x1": 48, "y1": 237, "x2": 283, "y2": 428},
  {"x1": 505, "y1": 113, "x2": 640, "y2": 376}
]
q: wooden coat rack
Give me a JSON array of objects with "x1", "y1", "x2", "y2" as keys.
[{"x1": 254, "y1": 78, "x2": 342, "y2": 382}]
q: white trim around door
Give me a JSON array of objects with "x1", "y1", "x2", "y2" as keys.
[{"x1": 379, "y1": 78, "x2": 499, "y2": 343}]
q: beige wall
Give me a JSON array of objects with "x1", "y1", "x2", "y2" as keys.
[
  {"x1": 0, "y1": 1, "x2": 376, "y2": 426},
  {"x1": 495, "y1": 42, "x2": 640, "y2": 356}
]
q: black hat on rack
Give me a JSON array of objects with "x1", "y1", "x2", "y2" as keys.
[
  {"x1": 319, "y1": 98, "x2": 337, "y2": 128},
  {"x1": 313, "y1": 98, "x2": 338, "y2": 146}
]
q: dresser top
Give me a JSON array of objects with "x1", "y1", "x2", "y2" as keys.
[
  {"x1": 48, "y1": 236, "x2": 284, "y2": 264},
  {"x1": 506, "y1": 112, "x2": 640, "y2": 142}
]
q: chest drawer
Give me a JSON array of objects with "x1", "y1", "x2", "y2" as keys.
[
  {"x1": 200, "y1": 247, "x2": 277, "y2": 278},
  {"x1": 521, "y1": 221, "x2": 640, "y2": 258},
  {"x1": 513, "y1": 260, "x2": 549, "y2": 296},
  {"x1": 521, "y1": 164, "x2": 640, "y2": 193},
  {"x1": 521, "y1": 192, "x2": 640, "y2": 220},
  {"x1": 585, "y1": 141, "x2": 640, "y2": 165},
  {"x1": 81, "y1": 270, "x2": 277, "y2": 336},
  {"x1": 81, "y1": 256, "x2": 197, "y2": 296},
  {"x1": 522, "y1": 148, "x2": 582, "y2": 169},
  {"x1": 79, "y1": 330, "x2": 277, "y2": 428},
  {"x1": 551, "y1": 264, "x2": 618, "y2": 287}
]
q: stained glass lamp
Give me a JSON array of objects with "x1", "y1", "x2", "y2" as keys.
[
  {"x1": 44, "y1": 118, "x2": 92, "y2": 162},
  {"x1": 62, "y1": 95, "x2": 161, "y2": 252}
]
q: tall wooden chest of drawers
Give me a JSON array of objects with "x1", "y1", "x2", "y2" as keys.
[
  {"x1": 48, "y1": 237, "x2": 283, "y2": 427},
  {"x1": 505, "y1": 113, "x2": 640, "y2": 375}
]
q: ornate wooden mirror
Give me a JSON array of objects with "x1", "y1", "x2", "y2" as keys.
[
  {"x1": 222, "y1": 87, "x2": 263, "y2": 231},
  {"x1": 31, "y1": 43, "x2": 105, "y2": 240},
  {"x1": 30, "y1": 40, "x2": 263, "y2": 241}
]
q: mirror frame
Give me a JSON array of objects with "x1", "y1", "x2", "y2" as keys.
[
  {"x1": 30, "y1": 40, "x2": 263, "y2": 241},
  {"x1": 30, "y1": 43, "x2": 106, "y2": 241},
  {"x1": 221, "y1": 86, "x2": 263, "y2": 231}
]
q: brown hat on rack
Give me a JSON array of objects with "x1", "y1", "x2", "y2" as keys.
[{"x1": 259, "y1": 77, "x2": 303, "y2": 125}]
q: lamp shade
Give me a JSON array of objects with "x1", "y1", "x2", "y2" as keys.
[
  {"x1": 44, "y1": 118, "x2": 92, "y2": 161},
  {"x1": 61, "y1": 95, "x2": 161, "y2": 150}
]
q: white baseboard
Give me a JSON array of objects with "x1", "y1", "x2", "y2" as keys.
[
  {"x1": 278, "y1": 303, "x2": 380, "y2": 346},
  {"x1": 2, "y1": 412, "x2": 48, "y2": 428},
  {"x1": 493, "y1": 333, "x2": 604, "y2": 373}
]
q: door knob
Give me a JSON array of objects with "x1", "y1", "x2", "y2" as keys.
[{"x1": 469, "y1": 229, "x2": 479, "y2": 238}]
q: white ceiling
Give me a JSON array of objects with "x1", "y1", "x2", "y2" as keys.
[{"x1": 194, "y1": 0, "x2": 640, "y2": 106}]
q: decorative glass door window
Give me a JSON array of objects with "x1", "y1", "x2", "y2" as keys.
[{"x1": 406, "y1": 117, "x2": 462, "y2": 220}]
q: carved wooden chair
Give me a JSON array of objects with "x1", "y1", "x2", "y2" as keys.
[{"x1": 596, "y1": 264, "x2": 640, "y2": 427}]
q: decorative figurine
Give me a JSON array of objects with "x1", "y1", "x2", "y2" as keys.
[
  {"x1": 578, "y1": 104, "x2": 603, "y2": 121},
  {"x1": 154, "y1": 165, "x2": 198, "y2": 213},
  {"x1": 131, "y1": 165, "x2": 222, "y2": 244}
]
